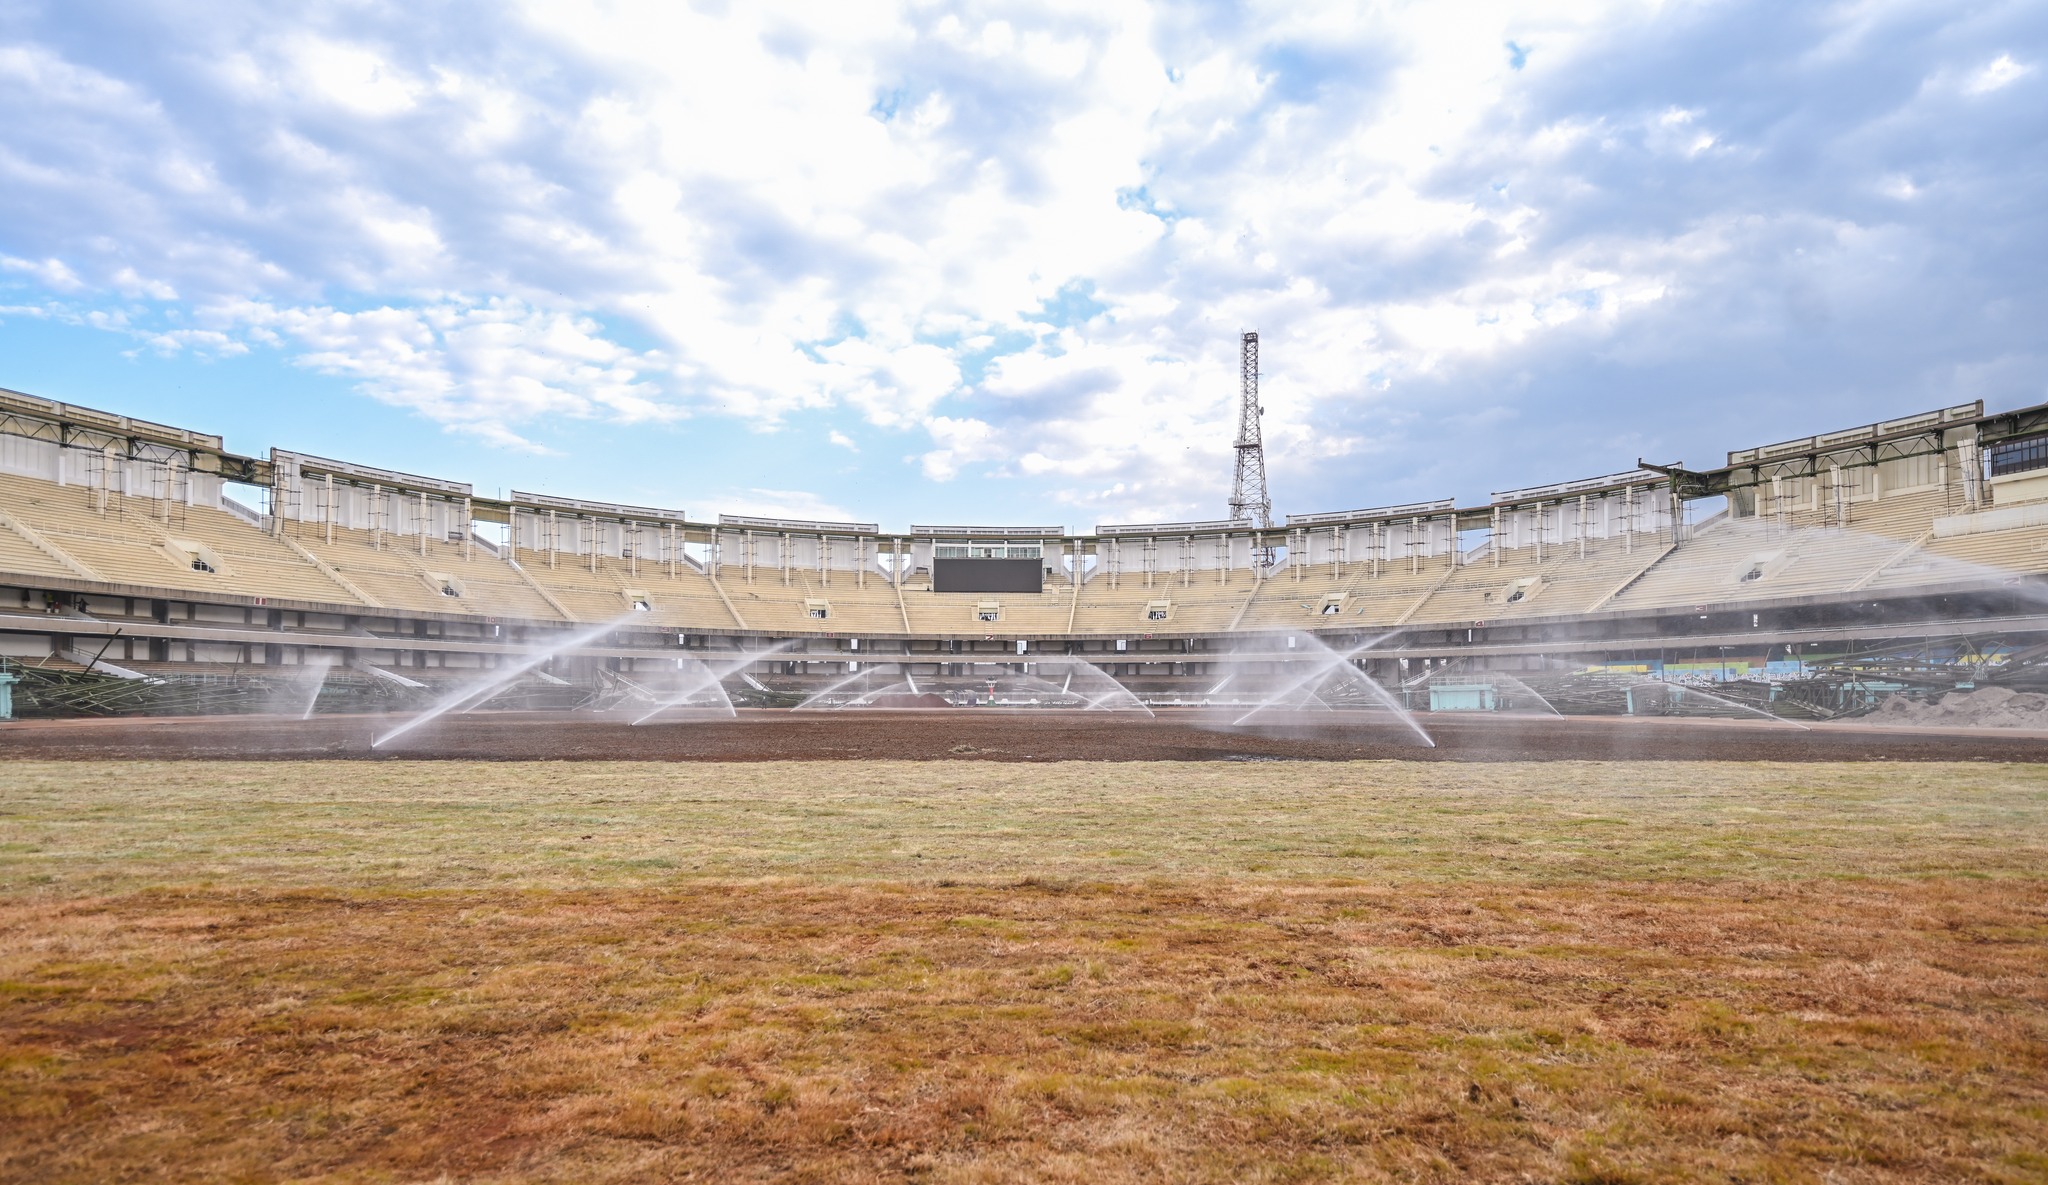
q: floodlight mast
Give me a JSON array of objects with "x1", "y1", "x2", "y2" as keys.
[{"x1": 1227, "y1": 330, "x2": 1275, "y2": 563}]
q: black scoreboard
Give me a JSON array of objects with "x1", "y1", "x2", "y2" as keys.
[{"x1": 933, "y1": 557, "x2": 1043, "y2": 593}]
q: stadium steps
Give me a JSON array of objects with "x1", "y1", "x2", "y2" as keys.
[
  {"x1": 1231, "y1": 562, "x2": 1451, "y2": 630},
  {"x1": 1765, "y1": 486, "x2": 1946, "y2": 541},
  {"x1": 1406, "y1": 537, "x2": 1664, "y2": 626},
  {"x1": 779, "y1": 571, "x2": 915, "y2": 634},
  {"x1": 541, "y1": 554, "x2": 740, "y2": 631},
  {"x1": 1395, "y1": 551, "x2": 1548, "y2": 626},
  {"x1": 1068, "y1": 571, "x2": 1253, "y2": 634},
  {"x1": 0, "y1": 510, "x2": 95, "y2": 582},
  {"x1": 0, "y1": 472, "x2": 365, "y2": 605},
  {"x1": 556, "y1": 552, "x2": 743, "y2": 630},
  {"x1": 1603, "y1": 517, "x2": 1930, "y2": 611},
  {"x1": 119, "y1": 504, "x2": 367, "y2": 606},
  {"x1": 900, "y1": 587, "x2": 1072, "y2": 636},
  {"x1": 728, "y1": 572, "x2": 854, "y2": 633},
  {"x1": 1866, "y1": 523, "x2": 2048, "y2": 590},
  {"x1": 0, "y1": 473, "x2": 204, "y2": 590},
  {"x1": 294, "y1": 526, "x2": 570, "y2": 620}
]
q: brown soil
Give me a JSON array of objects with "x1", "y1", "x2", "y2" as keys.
[
  {"x1": 4, "y1": 708, "x2": 2046, "y2": 762},
  {"x1": 4, "y1": 880, "x2": 2043, "y2": 1184}
]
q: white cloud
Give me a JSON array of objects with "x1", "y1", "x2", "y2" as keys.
[
  {"x1": 0, "y1": 0, "x2": 2038, "y2": 523},
  {"x1": 180, "y1": 297, "x2": 675, "y2": 449},
  {"x1": 828, "y1": 429, "x2": 858, "y2": 450},
  {"x1": 1966, "y1": 53, "x2": 2031, "y2": 94},
  {"x1": 2, "y1": 254, "x2": 85, "y2": 292}
]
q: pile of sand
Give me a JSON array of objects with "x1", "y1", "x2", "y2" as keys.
[{"x1": 1872, "y1": 685, "x2": 2048, "y2": 729}]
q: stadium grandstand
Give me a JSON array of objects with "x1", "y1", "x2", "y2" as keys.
[{"x1": 4, "y1": 382, "x2": 2048, "y2": 719}]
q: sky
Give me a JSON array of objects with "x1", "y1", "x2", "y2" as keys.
[{"x1": 0, "y1": 0, "x2": 2042, "y2": 532}]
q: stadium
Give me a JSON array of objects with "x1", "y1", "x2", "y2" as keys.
[
  {"x1": 7, "y1": 370, "x2": 2048, "y2": 1183},
  {"x1": 4, "y1": 3, "x2": 2045, "y2": 1175},
  {"x1": 4, "y1": 367, "x2": 2048, "y2": 745}
]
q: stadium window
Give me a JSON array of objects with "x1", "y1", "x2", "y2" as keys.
[
  {"x1": 1149, "y1": 607, "x2": 1169, "y2": 621},
  {"x1": 631, "y1": 599, "x2": 651, "y2": 612},
  {"x1": 1321, "y1": 602, "x2": 1340, "y2": 615},
  {"x1": 1989, "y1": 436, "x2": 2048, "y2": 477},
  {"x1": 442, "y1": 583, "x2": 460, "y2": 597},
  {"x1": 1741, "y1": 566, "x2": 1763, "y2": 583},
  {"x1": 191, "y1": 558, "x2": 214, "y2": 573},
  {"x1": 809, "y1": 606, "x2": 829, "y2": 619},
  {"x1": 977, "y1": 609, "x2": 999, "y2": 622}
]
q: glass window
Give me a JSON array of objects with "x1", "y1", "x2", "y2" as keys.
[{"x1": 1990, "y1": 436, "x2": 2048, "y2": 477}]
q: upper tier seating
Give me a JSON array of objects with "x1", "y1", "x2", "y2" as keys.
[
  {"x1": 1403, "y1": 534, "x2": 1668, "y2": 626},
  {"x1": 1068, "y1": 567, "x2": 1259, "y2": 634},
  {"x1": 0, "y1": 471, "x2": 365, "y2": 606},
  {"x1": 1234, "y1": 556, "x2": 1456, "y2": 631},
  {"x1": 11, "y1": 458, "x2": 2048, "y2": 637}
]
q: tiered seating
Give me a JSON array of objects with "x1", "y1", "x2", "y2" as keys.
[
  {"x1": 288, "y1": 524, "x2": 557, "y2": 619},
  {"x1": 1069, "y1": 568, "x2": 1259, "y2": 634},
  {"x1": 0, "y1": 471, "x2": 365, "y2": 605},
  {"x1": 724, "y1": 569, "x2": 901, "y2": 633},
  {"x1": 1755, "y1": 485, "x2": 1945, "y2": 543},
  {"x1": 902, "y1": 587, "x2": 1072, "y2": 636},
  {"x1": 1604, "y1": 514, "x2": 1926, "y2": 611},
  {"x1": 1233, "y1": 558, "x2": 1451, "y2": 630},
  {"x1": 1867, "y1": 523, "x2": 2048, "y2": 589},
  {"x1": 1396, "y1": 548, "x2": 1548, "y2": 626},
  {"x1": 1407, "y1": 535, "x2": 1665, "y2": 625},
  {"x1": 515, "y1": 550, "x2": 739, "y2": 628},
  {"x1": 133, "y1": 500, "x2": 365, "y2": 605},
  {"x1": 0, "y1": 514, "x2": 80, "y2": 582},
  {"x1": 788, "y1": 571, "x2": 911, "y2": 634},
  {"x1": 1840, "y1": 487, "x2": 1950, "y2": 541},
  {"x1": 0, "y1": 472, "x2": 199, "y2": 588}
]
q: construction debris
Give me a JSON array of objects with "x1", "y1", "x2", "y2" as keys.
[{"x1": 1869, "y1": 685, "x2": 2048, "y2": 729}]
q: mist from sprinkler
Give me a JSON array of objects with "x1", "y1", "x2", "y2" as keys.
[
  {"x1": 372, "y1": 612, "x2": 643, "y2": 748},
  {"x1": 629, "y1": 639, "x2": 803, "y2": 725},
  {"x1": 792, "y1": 653, "x2": 1150, "y2": 713},
  {"x1": 1227, "y1": 631, "x2": 1436, "y2": 746},
  {"x1": 296, "y1": 657, "x2": 336, "y2": 720}
]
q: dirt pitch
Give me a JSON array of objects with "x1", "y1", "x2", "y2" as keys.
[
  {"x1": 5, "y1": 707, "x2": 2048, "y2": 762},
  {"x1": 3, "y1": 741, "x2": 2047, "y2": 1182}
]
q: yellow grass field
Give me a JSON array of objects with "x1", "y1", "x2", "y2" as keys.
[{"x1": 3, "y1": 760, "x2": 2046, "y2": 1183}]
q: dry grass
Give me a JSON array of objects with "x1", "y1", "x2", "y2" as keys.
[
  {"x1": 2, "y1": 761, "x2": 2046, "y2": 1182},
  {"x1": 3, "y1": 760, "x2": 2046, "y2": 892}
]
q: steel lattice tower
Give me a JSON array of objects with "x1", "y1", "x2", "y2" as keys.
[{"x1": 1227, "y1": 330, "x2": 1273, "y2": 529}]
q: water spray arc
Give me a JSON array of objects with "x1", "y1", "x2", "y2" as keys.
[
  {"x1": 372, "y1": 613, "x2": 642, "y2": 748},
  {"x1": 297, "y1": 658, "x2": 336, "y2": 720},
  {"x1": 631, "y1": 639, "x2": 803, "y2": 725},
  {"x1": 1627, "y1": 677, "x2": 1812, "y2": 729},
  {"x1": 619, "y1": 656, "x2": 735, "y2": 721},
  {"x1": 790, "y1": 659, "x2": 891, "y2": 712},
  {"x1": 1229, "y1": 632, "x2": 1435, "y2": 747},
  {"x1": 1222, "y1": 631, "x2": 1396, "y2": 715},
  {"x1": 792, "y1": 653, "x2": 1152, "y2": 713},
  {"x1": 1028, "y1": 655, "x2": 1153, "y2": 715}
]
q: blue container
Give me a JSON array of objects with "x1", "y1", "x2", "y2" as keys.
[{"x1": 1428, "y1": 683, "x2": 1496, "y2": 712}]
